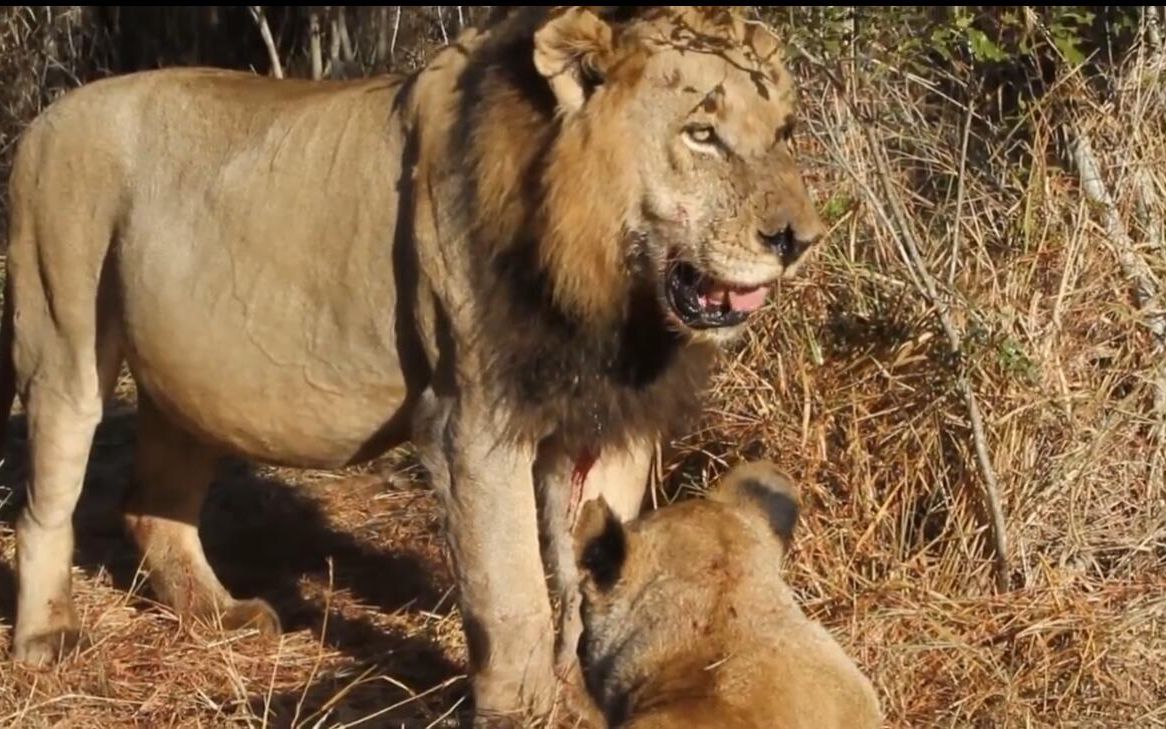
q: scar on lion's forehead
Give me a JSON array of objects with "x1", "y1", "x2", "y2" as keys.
[{"x1": 700, "y1": 84, "x2": 725, "y2": 113}]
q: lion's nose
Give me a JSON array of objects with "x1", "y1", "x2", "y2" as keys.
[{"x1": 758, "y1": 225, "x2": 811, "y2": 266}]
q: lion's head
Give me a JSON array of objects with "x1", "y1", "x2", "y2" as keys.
[
  {"x1": 571, "y1": 461, "x2": 882, "y2": 728},
  {"x1": 573, "y1": 460, "x2": 802, "y2": 709},
  {"x1": 453, "y1": 7, "x2": 826, "y2": 448},
  {"x1": 524, "y1": 6, "x2": 826, "y2": 343}
]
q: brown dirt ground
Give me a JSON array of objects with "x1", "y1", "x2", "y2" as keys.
[{"x1": 0, "y1": 374, "x2": 473, "y2": 728}]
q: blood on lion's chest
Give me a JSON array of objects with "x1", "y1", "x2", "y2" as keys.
[{"x1": 568, "y1": 447, "x2": 600, "y2": 526}]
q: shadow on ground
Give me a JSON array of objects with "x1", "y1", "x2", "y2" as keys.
[{"x1": 0, "y1": 403, "x2": 467, "y2": 725}]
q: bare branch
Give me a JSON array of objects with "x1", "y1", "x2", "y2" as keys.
[
  {"x1": 1073, "y1": 132, "x2": 1166, "y2": 346},
  {"x1": 784, "y1": 32, "x2": 1013, "y2": 592},
  {"x1": 391, "y1": 6, "x2": 402, "y2": 62},
  {"x1": 948, "y1": 99, "x2": 975, "y2": 285},
  {"x1": 863, "y1": 123, "x2": 1012, "y2": 594},
  {"x1": 248, "y1": 6, "x2": 284, "y2": 80},
  {"x1": 1076, "y1": 126, "x2": 1166, "y2": 439},
  {"x1": 1138, "y1": 172, "x2": 1164, "y2": 260}
]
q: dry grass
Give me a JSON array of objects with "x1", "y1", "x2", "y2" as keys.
[
  {"x1": 0, "y1": 393, "x2": 471, "y2": 728},
  {"x1": 2, "y1": 8, "x2": 1166, "y2": 729}
]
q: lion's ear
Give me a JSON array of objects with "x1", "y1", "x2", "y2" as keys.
[
  {"x1": 533, "y1": 7, "x2": 615, "y2": 113},
  {"x1": 574, "y1": 495, "x2": 627, "y2": 591},
  {"x1": 709, "y1": 461, "x2": 800, "y2": 549}
]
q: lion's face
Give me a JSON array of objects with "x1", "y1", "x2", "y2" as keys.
[
  {"x1": 572, "y1": 461, "x2": 800, "y2": 716},
  {"x1": 533, "y1": 7, "x2": 826, "y2": 342}
]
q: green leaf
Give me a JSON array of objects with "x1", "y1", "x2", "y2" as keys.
[
  {"x1": 928, "y1": 27, "x2": 954, "y2": 61},
  {"x1": 823, "y1": 194, "x2": 851, "y2": 222},
  {"x1": 966, "y1": 27, "x2": 1009, "y2": 63},
  {"x1": 1053, "y1": 33, "x2": 1086, "y2": 66}
]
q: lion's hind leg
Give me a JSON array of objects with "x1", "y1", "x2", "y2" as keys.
[
  {"x1": 9, "y1": 223, "x2": 112, "y2": 667},
  {"x1": 123, "y1": 395, "x2": 280, "y2": 636},
  {"x1": 11, "y1": 362, "x2": 104, "y2": 666}
]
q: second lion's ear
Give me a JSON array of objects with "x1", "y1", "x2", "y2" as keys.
[
  {"x1": 709, "y1": 460, "x2": 800, "y2": 551},
  {"x1": 574, "y1": 496, "x2": 627, "y2": 591},
  {"x1": 533, "y1": 7, "x2": 615, "y2": 113}
]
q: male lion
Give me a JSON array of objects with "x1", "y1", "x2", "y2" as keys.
[
  {"x1": 573, "y1": 461, "x2": 883, "y2": 728},
  {"x1": 1, "y1": 6, "x2": 826, "y2": 725}
]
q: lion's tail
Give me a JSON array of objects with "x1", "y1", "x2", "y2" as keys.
[{"x1": 0, "y1": 270, "x2": 16, "y2": 452}]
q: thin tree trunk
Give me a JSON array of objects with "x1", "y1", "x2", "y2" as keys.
[
  {"x1": 309, "y1": 9, "x2": 323, "y2": 80},
  {"x1": 338, "y1": 6, "x2": 355, "y2": 63},
  {"x1": 248, "y1": 6, "x2": 284, "y2": 79},
  {"x1": 328, "y1": 7, "x2": 341, "y2": 77},
  {"x1": 375, "y1": 6, "x2": 389, "y2": 65}
]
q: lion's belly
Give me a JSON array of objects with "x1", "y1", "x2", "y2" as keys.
[
  {"x1": 121, "y1": 293, "x2": 415, "y2": 467},
  {"x1": 136, "y1": 361, "x2": 410, "y2": 469},
  {"x1": 117, "y1": 217, "x2": 418, "y2": 469},
  {"x1": 128, "y1": 329, "x2": 413, "y2": 469}
]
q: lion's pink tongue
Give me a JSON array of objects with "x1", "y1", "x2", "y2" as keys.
[
  {"x1": 701, "y1": 282, "x2": 769, "y2": 313},
  {"x1": 694, "y1": 279, "x2": 769, "y2": 310},
  {"x1": 727, "y1": 286, "x2": 768, "y2": 312}
]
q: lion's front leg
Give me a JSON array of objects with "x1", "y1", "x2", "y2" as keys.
[
  {"x1": 416, "y1": 393, "x2": 557, "y2": 726},
  {"x1": 536, "y1": 437, "x2": 656, "y2": 707}
]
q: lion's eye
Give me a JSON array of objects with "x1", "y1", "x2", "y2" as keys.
[
  {"x1": 683, "y1": 124, "x2": 722, "y2": 153},
  {"x1": 689, "y1": 126, "x2": 715, "y2": 143}
]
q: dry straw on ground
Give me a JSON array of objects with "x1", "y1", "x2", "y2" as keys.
[{"x1": 2, "y1": 6, "x2": 1166, "y2": 729}]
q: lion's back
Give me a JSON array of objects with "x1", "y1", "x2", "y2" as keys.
[{"x1": 16, "y1": 67, "x2": 405, "y2": 184}]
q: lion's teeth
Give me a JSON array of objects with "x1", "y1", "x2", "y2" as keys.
[{"x1": 701, "y1": 282, "x2": 729, "y2": 311}]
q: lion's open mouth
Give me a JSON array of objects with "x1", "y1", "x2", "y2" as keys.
[{"x1": 665, "y1": 261, "x2": 770, "y2": 329}]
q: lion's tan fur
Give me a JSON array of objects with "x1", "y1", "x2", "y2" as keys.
[
  {"x1": 3, "y1": 7, "x2": 827, "y2": 724},
  {"x1": 574, "y1": 462, "x2": 882, "y2": 728}
]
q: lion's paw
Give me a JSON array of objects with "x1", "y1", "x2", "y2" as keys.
[
  {"x1": 217, "y1": 598, "x2": 282, "y2": 636},
  {"x1": 13, "y1": 627, "x2": 83, "y2": 668}
]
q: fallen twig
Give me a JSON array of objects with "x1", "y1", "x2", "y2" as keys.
[{"x1": 1138, "y1": 173, "x2": 1164, "y2": 259}]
